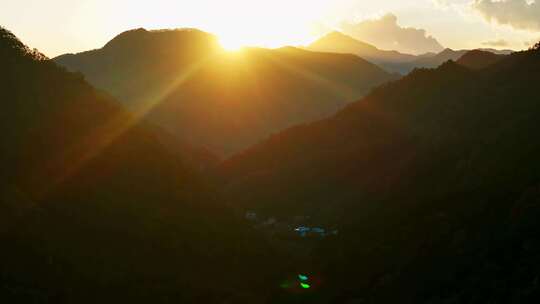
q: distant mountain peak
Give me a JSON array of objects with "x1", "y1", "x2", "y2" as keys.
[
  {"x1": 103, "y1": 28, "x2": 148, "y2": 48},
  {"x1": 55, "y1": 27, "x2": 398, "y2": 156},
  {"x1": 323, "y1": 31, "x2": 363, "y2": 41},
  {"x1": 103, "y1": 27, "x2": 218, "y2": 51},
  {"x1": 310, "y1": 31, "x2": 378, "y2": 52},
  {"x1": 439, "y1": 48, "x2": 458, "y2": 55},
  {"x1": 307, "y1": 30, "x2": 419, "y2": 73}
]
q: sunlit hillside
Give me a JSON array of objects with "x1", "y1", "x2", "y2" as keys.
[{"x1": 55, "y1": 28, "x2": 398, "y2": 157}]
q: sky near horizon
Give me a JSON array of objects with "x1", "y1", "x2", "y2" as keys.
[{"x1": 2, "y1": 0, "x2": 539, "y2": 57}]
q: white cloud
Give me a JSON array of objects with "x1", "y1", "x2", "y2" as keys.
[
  {"x1": 433, "y1": 0, "x2": 472, "y2": 7},
  {"x1": 481, "y1": 38, "x2": 510, "y2": 47},
  {"x1": 473, "y1": 0, "x2": 540, "y2": 31},
  {"x1": 340, "y1": 13, "x2": 444, "y2": 54}
]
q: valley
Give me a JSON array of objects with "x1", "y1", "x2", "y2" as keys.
[{"x1": 1, "y1": 6, "x2": 540, "y2": 301}]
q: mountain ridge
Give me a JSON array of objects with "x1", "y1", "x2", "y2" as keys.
[
  {"x1": 0, "y1": 26, "x2": 277, "y2": 303},
  {"x1": 55, "y1": 28, "x2": 399, "y2": 157},
  {"x1": 456, "y1": 49, "x2": 506, "y2": 69},
  {"x1": 307, "y1": 31, "x2": 514, "y2": 74},
  {"x1": 219, "y1": 42, "x2": 540, "y2": 303}
]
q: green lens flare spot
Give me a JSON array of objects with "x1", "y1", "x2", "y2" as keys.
[
  {"x1": 298, "y1": 274, "x2": 309, "y2": 281},
  {"x1": 300, "y1": 282, "x2": 311, "y2": 289}
]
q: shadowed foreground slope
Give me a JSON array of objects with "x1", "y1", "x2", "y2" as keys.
[
  {"x1": 221, "y1": 43, "x2": 540, "y2": 303},
  {"x1": 0, "y1": 27, "x2": 280, "y2": 303}
]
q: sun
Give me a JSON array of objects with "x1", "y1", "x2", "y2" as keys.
[
  {"x1": 219, "y1": 36, "x2": 245, "y2": 51},
  {"x1": 215, "y1": 21, "x2": 318, "y2": 52}
]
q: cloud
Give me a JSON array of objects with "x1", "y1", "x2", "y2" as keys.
[
  {"x1": 481, "y1": 39, "x2": 510, "y2": 47},
  {"x1": 473, "y1": 0, "x2": 540, "y2": 31},
  {"x1": 433, "y1": 0, "x2": 451, "y2": 5},
  {"x1": 340, "y1": 14, "x2": 444, "y2": 55},
  {"x1": 433, "y1": 0, "x2": 471, "y2": 7}
]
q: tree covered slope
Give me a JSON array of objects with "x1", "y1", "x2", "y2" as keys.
[{"x1": 55, "y1": 28, "x2": 399, "y2": 157}]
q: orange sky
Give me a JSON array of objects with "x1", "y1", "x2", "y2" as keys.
[{"x1": 2, "y1": 0, "x2": 538, "y2": 57}]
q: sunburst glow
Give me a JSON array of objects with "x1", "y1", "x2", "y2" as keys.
[
  {"x1": 219, "y1": 36, "x2": 245, "y2": 51},
  {"x1": 1, "y1": 0, "x2": 535, "y2": 57}
]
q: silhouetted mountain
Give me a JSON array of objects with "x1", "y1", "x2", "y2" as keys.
[
  {"x1": 306, "y1": 31, "x2": 416, "y2": 73},
  {"x1": 4, "y1": 21, "x2": 538, "y2": 303},
  {"x1": 220, "y1": 43, "x2": 540, "y2": 303},
  {"x1": 408, "y1": 48, "x2": 468, "y2": 68},
  {"x1": 55, "y1": 28, "x2": 398, "y2": 157},
  {"x1": 457, "y1": 49, "x2": 506, "y2": 69},
  {"x1": 407, "y1": 48, "x2": 513, "y2": 72},
  {"x1": 0, "y1": 27, "x2": 278, "y2": 303},
  {"x1": 308, "y1": 32, "x2": 511, "y2": 74},
  {"x1": 479, "y1": 48, "x2": 514, "y2": 55}
]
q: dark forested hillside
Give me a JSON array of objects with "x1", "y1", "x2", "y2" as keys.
[
  {"x1": 0, "y1": 27, "x2": 281, "y2": 303},
  {"x1": 4, "y1": 21, "x2": 540, "y2": 303},
  {"x1": 456, "y1": 49, "x2": 506, "y2": 70},
  {"x1": 55, "y1": 28, "x2": 398, "y2": 157},
  {"x1": 221, "y1": 43, "x2": 540, "y2": 303}
]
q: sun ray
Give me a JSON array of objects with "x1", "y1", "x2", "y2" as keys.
[
  {"x1": 39, "y1": 55, "x2": 215, "y2": 197},
  {"x1": 262, "y1": 50, "x2": 362, "y2": 102}
]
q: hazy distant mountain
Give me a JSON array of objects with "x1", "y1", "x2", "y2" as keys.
[
  {"x1": 405, "y1": 48, "x2": 513, "y2": 72},
  {"x1": 220, "y1": 43, "x2": 540, "y2": 302},
  {"x1": 457, "y1": 49, "x2": 506, "y2": 69},
  {"x1": 308, "y1": 32, "x2": 513, "y2": 74},
  {"x1": 0, "y1": 27, "x2": 275, "y2": 302},
  {"x1": 56, "y1": 28, "x2": 398, "y2": 157},
  {"x1": 479, "y1": 48, "x2": 514, "y2": 55},
  {"x1": 306, "y1": 31, "x2": 416, "y2": 73},
  {"x1": 407, "y1": 48, "x2": 468, "y2": 68}
]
